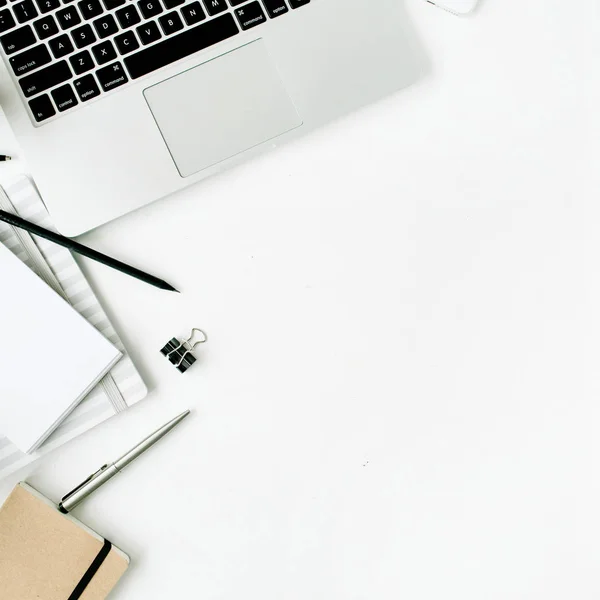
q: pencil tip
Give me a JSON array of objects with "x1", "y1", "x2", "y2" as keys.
[{"x1": 161, "y1": 282, "x2": 180, "y2": 293}]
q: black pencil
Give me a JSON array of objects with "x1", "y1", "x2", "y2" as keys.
[{"x1": 0, "y1": 210, "x2": 179, "y2": 293}]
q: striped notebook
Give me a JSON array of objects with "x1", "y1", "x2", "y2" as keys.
[{"x1": 0, "y1": 176, "x2": 147, "y2": 480}]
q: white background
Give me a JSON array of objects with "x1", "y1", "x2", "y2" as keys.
[{"x1": 1, "y1": 0, "x2": 599, "y2": 597}]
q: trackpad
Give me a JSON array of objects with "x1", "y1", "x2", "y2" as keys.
[{"x1": 143, "y1": 40, "x2": 302, "y2": 178}]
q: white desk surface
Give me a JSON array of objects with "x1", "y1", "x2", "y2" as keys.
[{"x1": 1, "y1": 0, "x2": 598, "y2": 598}]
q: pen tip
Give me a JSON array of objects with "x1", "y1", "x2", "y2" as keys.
[{"x1": 176, "y1": 410, "x2": 191, "y2": 422}]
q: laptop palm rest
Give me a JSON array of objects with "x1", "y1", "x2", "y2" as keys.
[{"x1": 143, "y1": 40, "x2": 303, "y2": 178}]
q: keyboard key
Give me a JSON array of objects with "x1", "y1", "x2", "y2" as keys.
[
  {"x1": 34, "y1": 0, "x2": 59, "y2": 13},
  {"x1": 28, "y1": 93, "x2": 55, "y2": 121},
  {"x1": 95, "y1": 60, "x2": 127, "y2": 91},
  {"x1": 228, "y1": 0, "x2": 245, "y2": 5},
  {"x1": 102, "y1": 0, "x2": 123, "y2": 9},
  {"x1": 0, "y1": 0, "x2": 7, "y2": 6},
  {"x1": 71, "y1": 22, "x2": 95, "y2": 46},
  {"x1": 1, "y1": 24, "x2": 35, "y2": 54},
  {"x1": 48, "y1": 32, "x2": 73, "y2": 56},
  {"x1": 33, "y1": 14, "x2": 58, "y2": 38},
  {"x1": 180, "y1": 0, "x2": 203, "y2": 24},
  {"x1": 124, "y1": 12, "x2": 238, "y2": 79},
  {"x1": 91, "y1": 38, "x2": 115, "y2": 63},
  {"x1": 202, "y1": 0, "x2": 225, "y2": 15},
  {"x1": 261, "y1": 0, "x2": 287, "y2": 18},
  {"x1": 13, "y1": 0, "x2": 38, "y2": 23},
  {"x1": 114, "y1": 29, "x2": 137, "y2": 53},
  {"x1": 136, "y1": 20, "x2": 159, "y2": 44},
  {"x1": 234, "y1": 1, "x2": 265, "y2": 30},
  {"x1": 19, "y1": 59, "x2": 71, "y2": 96},
  {"x1": 0, "y1": 8, "x2": 16, "y2": 33},
  {"x1": 9, "y1": 42, "x2": 51, "y2": 75},
  {"x1": 163, "y1": 0, "x2": 182, "y2": 7},
  {"x1": 51, "y1": 82, "x2": 77, "y2": 110},
  {"x1": 93, "y1": 12, "x2": 116, "y2": 37},
  {"x1": 158, "y1": 10, "x2": 181, "y2": 34},
  {"x1": 69, "y1": 48, "x2": 93, "y2": 72},
  {"x1": 56, "y1": 5, "x2": 81, "y2": 28},
  {"x1": 115, "y1": 5, "x2": 140, "y2": 28},
  {"x1": 77, "y1": 0, "x2": 102, "y2": 19},
  {"x1": 137, "y1": 0, "x2": 161, "y2": 18},
  {"x1": 73, "y1": 73, "x2": 99, "y2": 100},
  {"x1": 289, "y1": 0, "x2": 309, "y2": 7}
]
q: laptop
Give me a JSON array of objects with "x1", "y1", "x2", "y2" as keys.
[{"x1": 0, "y1": 0, "x2": 419, "y2": 235}]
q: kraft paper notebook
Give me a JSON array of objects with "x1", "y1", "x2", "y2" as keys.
[
  {"x1": 0, "y1": 482, "x2": 129, "y2": 599},
  {"x1": 0, "y1": 176, "x2": 148, "y2": 477}
]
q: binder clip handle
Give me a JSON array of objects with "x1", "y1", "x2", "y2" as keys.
[{"x1": 185, "y1": 328, "x2": 208, "y2": 350}]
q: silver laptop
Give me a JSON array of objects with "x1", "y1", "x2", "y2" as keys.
[{"x1": 0, "y1": 0, "x2": 418, "y2": 235}]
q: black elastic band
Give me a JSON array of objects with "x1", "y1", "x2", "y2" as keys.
[{"x1": 68, "y1": 538, "x2": 113, "y2": 600}]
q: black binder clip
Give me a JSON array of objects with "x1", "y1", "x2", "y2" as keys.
[{"x1": 160, "y1": 328, "x2": 207, "y2": 373}]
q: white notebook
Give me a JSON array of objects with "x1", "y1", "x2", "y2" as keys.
[
  {"x1": 0, "y1": 176, "x2": 147, "y2": 479},
  {"x1": 0, "y1": 241, "x2": 122, "y2": 454}
]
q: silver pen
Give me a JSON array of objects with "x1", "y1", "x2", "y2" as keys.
[{"x1": 59, "y1": 410, "x2": 190, "y2": 513}]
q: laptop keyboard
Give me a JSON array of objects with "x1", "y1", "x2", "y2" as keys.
[{"x1": 0, "y1": 0, "x2": 311, "y2": 123}]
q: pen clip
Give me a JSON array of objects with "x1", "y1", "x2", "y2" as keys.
[{"x1": 60, "y1": 464, "x2": 110, "y2": 502}]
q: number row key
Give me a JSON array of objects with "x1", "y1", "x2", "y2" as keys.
[
  {"x1": 0, "y1": 9, "x2": 15, "y2": 33},
  {"x1": 35, "y1": 0, "x2": 59, "y2": 14},
  {"x1": 13, "y1": 0, "x2": 38, "y2": 24}
]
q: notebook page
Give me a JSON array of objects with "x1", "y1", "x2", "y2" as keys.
[{"x1": 0, "y1": 243, "x2": 122, "y2": 453}]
